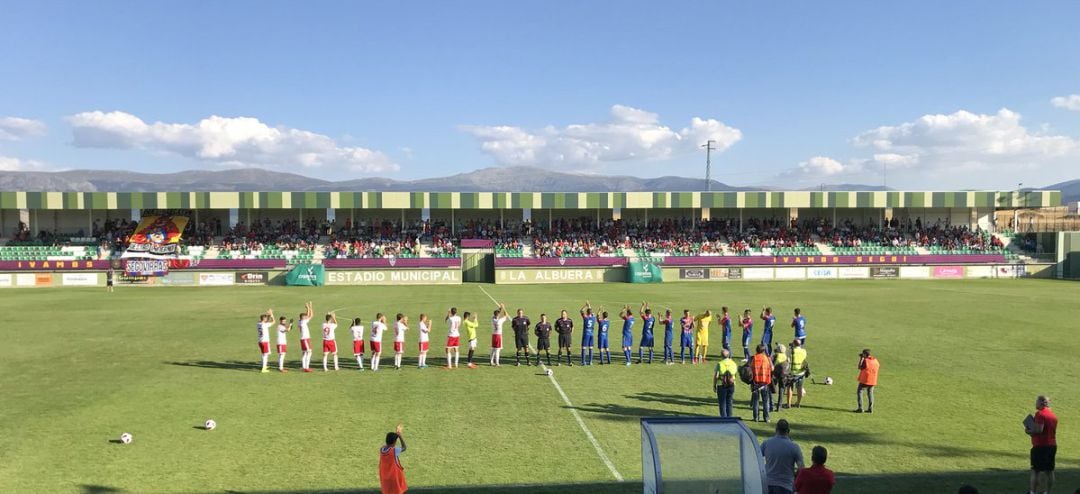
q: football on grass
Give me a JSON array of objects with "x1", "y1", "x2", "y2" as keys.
[
  {"x1": 546, "y1": 369, "x2": 553, "y2": 377},
  {"x1": 205, "y1": 419, "x2": 217, "y2": 430},
  {"x1": 119, "y1": 433, "x2": 132, "y2": 444}
]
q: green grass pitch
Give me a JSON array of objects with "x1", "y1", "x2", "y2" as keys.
[{"x1": 0, "y1": 279, "x2": 1076, "y2": 493}]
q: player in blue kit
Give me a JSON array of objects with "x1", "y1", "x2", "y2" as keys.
[
  {"x1": 579, "y1": 301, "x2": 597, "y2": 366},
  {"x1": 720, "y1": 306, "x2": 732, "y2": 355},
  {"x1": 760, "y1": 307, "x2": 776, "y2": 356},
  {"x1": 661, "y1": 309, "x2": 675, "y2": 365},
  {"x1": 637, "y1": 301, "x2": 656, "y2": 364},
  {"x1": 791, "y1": 308, "x2": 806, "y2": 347},
  {"x1": 740, "y1": 309, "x2": 754, "y2": 362},
  {"x1": 620, "y1": 305, "x2": 635, "y2": 366},
  {"x1": 679, "y1": 309, "x2": 694, "y2": 364},
  {"x1": 597, "y1": 310, "x2": 612, "y2": 364}
]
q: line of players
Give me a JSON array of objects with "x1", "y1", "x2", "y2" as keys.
[{"x1": 255, "y1": 301, "x2": 808, "y2": 372}]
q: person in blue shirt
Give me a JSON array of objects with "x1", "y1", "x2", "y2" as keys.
[
  {"x1": 620, "y1": 305, "x2": 635, "y2": 365},
  {"x1": 740, "y1": 309, "x2": 754, "y2": 362},
  {"x1": 661, "y1": 309, "x2": 675, "y2": 365},
  {"x1": 597, "y1": 310, "x2": 612, "y2": 364},
  {"x1": 720, "y1": 306, "x2": 732, "y2": 355},
  {"x1": 637, "y1": 301, "x2": 656, "y2": 364},
  {"x1": 760, "y1": 307, "x2": 776, "y2": 357},
  {"x1": 579, "y1": 301, "x2": 597, "y2": 366},
  {"x1": 791, "y1": 308, "x2": 806, "y2": 347},
  {"x1": 679, "y1": 309, "x2": 695, "y2": 364}
]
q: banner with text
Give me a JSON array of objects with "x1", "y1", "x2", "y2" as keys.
[
  {"x1": 122, "y1": 215, "x2": 188, "y2": 259},
  {"x1": 326, "y1": 269, "x2": 461, "y2": 285},
  {"x1": 496, "y1": 268, "x2": 620, "y2": 284},
  {"x1": 627, "y1": 261, "x2": 663, "y2": 284},
  {"x1": 285, "y1": 264, "x2": 326, "y2": 286}
]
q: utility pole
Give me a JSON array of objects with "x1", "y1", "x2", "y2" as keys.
[{"x1": 701, "y1": 140, "x2": 717, "y2": 191}]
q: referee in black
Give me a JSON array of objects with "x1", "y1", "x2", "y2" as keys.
[
  {"x1": 555, "y1": 309, "x2": 574, "y2": 366},
  {"x1": 534, "y1": 314, "x2": 553, "y2": 366},
  {"x1": 511, "y1": 308, "x2": 531, "y2": 366}
]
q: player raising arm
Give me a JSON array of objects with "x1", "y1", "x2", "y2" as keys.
[
  {"x1": 620, "y1": 305, "x2": 635, "y2": 366},
  {"x1": 349, "y1": 317, "x2": 365, "y2": 372},
  {"x1": 370, "y1": 313, "x2": 387, "y2": 371},
  {"x1": 322, "y1": 311, "x2": 339, "y2": 372},
  {"x1": 490, "y1": 303, "x2": 508, "y2": 367},
  {"x1": 740, "y1": 309, "x2": 754, "y2": 362},
  {"x1": 276, "y1": 315, "x2": 293, "y2": 372},
  {"x1": 720, "y1": 307, "x2": 732, "y2": 356},
  {"x1": 445, "y1": 308, "x2": 461, "y2": 369},
  {"x1": 760, "y1": 307, "x2": 775, "y2": 356},
  {"x1": 638, "y1": 301, "x2": 656, "y2": 364},
  {"x1": 679, "y1": 310, "x2": 694, "y2": 364},
  {"x1": 661, "y1": 309, "x2": 675, "y2": 365},
  {"x1": 598, "y1": 307, "x2": 612, "y2": 364},
  {"x1": 579, "y1": 301, "x2": 597, "y2": 366},
  {"x1": 298, "y1": 302, "x2": 314, "y2": 372},
  {"x1": 694, "y1": 309, "x2": 712, "y2": 364},
  {"x1": 463, "y1": 312, "x2": 480, "y2": 369},
  {"x1": 257, "y1": 310, "x2": 273, "y2": 373}
]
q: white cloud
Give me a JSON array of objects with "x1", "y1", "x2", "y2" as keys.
[
  {"x1": 66, "y1": 111, "x2": 398, "y2": 173},
  {"x1": 0, "y1": 117, "x2": 47, "y2": 141},
  {"x1": 1051, "y1": 94, "x2": 1080, "y2": 111},
  {"x1": 460, "y1": 104, "x2": 742, "y2": 169},
  {"x1": 0, "y1": 156, "x2": 47, "y2": 171}
]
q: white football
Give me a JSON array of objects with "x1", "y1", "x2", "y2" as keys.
[
  {"x1": 824, "y1": 377, "x2": 834, "y2": 385},
  {"x1": 205, "y1": 419, "x2": 217, "y2": 430},
  {"x1": 546, "y1": 369, "x2": 553, "y2": 377},
  {"x1": 119, "y1": 432, "x2": 133, "y2": 444}
]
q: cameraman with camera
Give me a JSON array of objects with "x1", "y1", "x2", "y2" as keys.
[{"x1": 855, "y1": 348, "x2": 879, "y2": 414}]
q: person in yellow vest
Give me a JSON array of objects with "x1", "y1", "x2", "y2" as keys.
[
  {"x1": 712, "y1": 349, "x2": 738, "y2": 417},
  {"x1": 379, "y1": 423, "x2": 408, "y2": 494},
  {"x1": 693, "y1": 310, "x2": 713, "y2": 364},
  {"x1": 771, "y1": 343, "x2": 789, "y2": 412},
  {"x1": 787, "y1": 339, "x2": 808, "y2": 409}
]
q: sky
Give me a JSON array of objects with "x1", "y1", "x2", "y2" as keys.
[{"x1": 1, "y1": 1, "x2": 1079, "y2": 190}]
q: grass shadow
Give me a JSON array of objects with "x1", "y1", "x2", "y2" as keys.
[
  {"x1": 80, "y1": 486, "x2": 127, "y2": 494},
  {"x1": 629, "y1": 391, "x2": 716, "y2": 407}
]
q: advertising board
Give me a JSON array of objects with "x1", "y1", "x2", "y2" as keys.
[
  {"x1": 326, "y1": 269, "x2": 462, "y2": 285},
  {"x1": 16, "y1": 273, "x2": 36, "y2": 286},
  {"x1": 62, "y1": 273, "x2": 100, "y2": 286},
  {"x1": 932, "y1": 266, "x2": 964, "y2": 279},
  {"x1": 899, "y1": 266, "x2": 930, "y2": 279},
  {"x1": 0, "y1": 274, "x2": 11, "y2": 287},
  {"x1": 774, "y1": 267, "x2": 806, "y2": 280},
  {"x1": 118, "y1": 274, "x2": 153, "y2": 285},
  {"x1": 964, "y1": 266, "x2": 994, "y2": 279},
  {"x1": 496, "y1": 268, "x2": 613, "y2": 284},
  {"x1": 742, "y1": 268, "x2": 775, "y2": 280},
  {"x1": 158, "y1": 272, "x2": 197, "y2": 286},
  {"x1": 678, "y1": 268, "x2": 709, "y2": 280},
  {"x1": 198, "y1": 273, "x2": 235, "y2": 286},
  {"x1": 870, "y1": 267, "x2": 900, "y2": 279},
  {"x1": 806, "y1": 267, "x2": 837, "y2": 279},
  {"x1": 235, "y1": 271, "x2": 270, "y2": 285},
  {"x1": 838, "y1": 267, "x2": 869, "y2": 279}
]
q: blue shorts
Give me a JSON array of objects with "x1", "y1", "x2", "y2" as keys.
[
  {"x1": 742, "y1": 332, "x2": 752, "y2": 346},
  {"x1": 581, "y1": 332, "x2": 594, "y2": 347},
  {"x1": 622, "y1": 334, "x2": 634, "y2": 348},
  {"x1": 680, "y1": 333, "x2": 693, "y2": 348},
  {"x1": 597, "y1": 335, "x2": 609, "y2": 349},
  {"x1": 664, "y1": 333, "x2": 673, "y2": 348},
  {"x1": 640, "y1": 336, "x2": 655, "y2": 347}
]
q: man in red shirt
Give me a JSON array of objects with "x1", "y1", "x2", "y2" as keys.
[
  {"x1": 794, "y1": 445, "x2": 836, "y2": 494},
  {"x1": 1026, "y1": 395, "x2": 1057, "y2": 494}
]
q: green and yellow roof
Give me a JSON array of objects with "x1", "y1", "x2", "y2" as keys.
[{"x1": 0, "y1": 190, "x2": 1059, "y2": 210}]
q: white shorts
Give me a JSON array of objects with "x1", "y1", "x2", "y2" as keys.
[{"x1": 468, "y1": 338, "x2": 478, "y2": 350}]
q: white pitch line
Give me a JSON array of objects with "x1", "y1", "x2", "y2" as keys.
[{"x1": 476, "y1": 285, "x2": 624, "y2": 482}]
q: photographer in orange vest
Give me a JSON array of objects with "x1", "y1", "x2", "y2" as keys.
[
  {"x1": 750, "y1": 344, "x2": 774, "y2": 422},
  {"x1": 379, "y1": 423, "x2": 408, "y2": 494},
  {"x1": 855, "y1": 349, "x2": 879, "y2": 414}
]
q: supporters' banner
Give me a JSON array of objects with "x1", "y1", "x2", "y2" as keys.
[
  {"x1": 125, "y1": 259, "x2": 170, "y2": 276},
  {"x1": 627, "y1": 261, "x2": 663, "y2": 284},
  {"x1": 123, "y1": 216, "x2": 188, "y2": 259},
  {"x1": 285, "y1": 264, "x2": 325, "y2": 286}
]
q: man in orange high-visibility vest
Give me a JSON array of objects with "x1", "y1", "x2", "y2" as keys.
[
  {"x1": 750, "y1": 344, "x2": 774, "y2": 423},
  {"x1": 855, "y1": 349, "x2": 879, "y2": 414},
  {"x1": 379, "y1": 424, "x2": 408, "y2": 494}
]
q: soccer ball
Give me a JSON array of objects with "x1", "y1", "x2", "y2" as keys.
[
  {"x1": 119, "y1": 432, "x2": 132, "y2": 444},
  {"x1": 824, "y1": 377, "x2": 834, "y2": 385},
  {"x1": 204, "y1": 419, "x2": 217, "y2": 430},
  {"x1": 545, "y1": 369, "x2": 553, "y2": 377}
]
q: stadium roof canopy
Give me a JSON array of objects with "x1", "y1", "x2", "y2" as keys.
[{"x1": 0, "y1": 190, "x2": 1059, "y2": 210}]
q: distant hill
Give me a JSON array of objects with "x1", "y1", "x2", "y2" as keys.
[
  {"x1": 0, "y1": 166, "x2": 898, "y2": 192},
  {"x1": 1042, "y1": 179, "x2": 1080, "y2": 204}
]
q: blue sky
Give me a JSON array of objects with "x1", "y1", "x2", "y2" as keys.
[{"x1": 1, "y1": 1, "x2": 1078, "y2": 189}]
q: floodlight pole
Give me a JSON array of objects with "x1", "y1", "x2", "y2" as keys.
[{"x1": 702, "y1": 140, "x2": 717, "y2": 191}]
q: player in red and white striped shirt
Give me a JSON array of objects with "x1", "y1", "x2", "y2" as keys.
[
  {"x1": 322, "y1": 311, "x2": 339, "y2": 372},
  {"x1": 349, "y1": 317, "x2": 366, "y2": 372},
  {"x1": 257, "y1": 310, "x2": 274, "y2": 373},
  {"x1": 417, "y1": 314, "x2": 431, "y2": 369},
  {"x1": 370, "y1": 313, "x2": 387, "y2": 372},
  {"x1": 393, "y1": 313, "x2": 408, "y2": 370}
]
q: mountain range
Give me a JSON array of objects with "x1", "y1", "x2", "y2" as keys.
[{"x1": 0, "y1": 167, "x2": 1073, "y2": 202}]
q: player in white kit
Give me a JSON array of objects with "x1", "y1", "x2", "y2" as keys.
[
  {"x1": 298, "y1": 302, "x2": 314, "y2": 373},
  {"x1": 445, "y1": 307, "x2": 462, "y2": 369},
  {"x1": 349, "y1": 317, "x2": 366, "y2": 372},
  {"x1": 276, "y1": 315, "x2": 293, "y2": 372},
  {"x1": 417, "y1": 313, "x2": 431, "y2": 369},
  {"x1": 490, "y1": 303, "x2": 508, "y2": 367},
  {"x1": 393, "y1": 313, "x2": 408, "y2": 370},
  {"x1": 257, "y1": 310, "x2": 273, "y2": 373},
  {"x1": 322, "y1": 311, "x2": 339, "y2": 372},
  {"x1": 370, "y1": 313, "x2": 387, "y2": 372}
]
